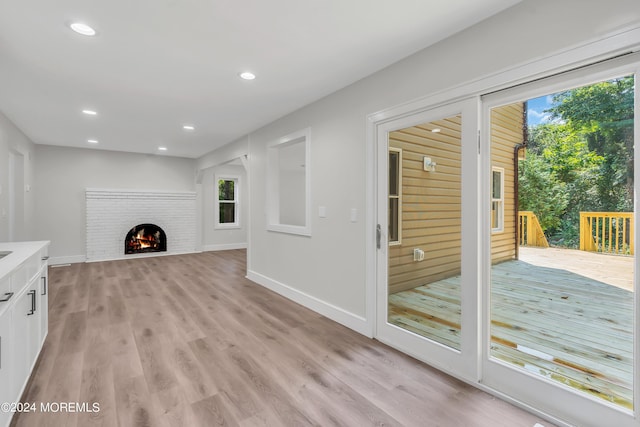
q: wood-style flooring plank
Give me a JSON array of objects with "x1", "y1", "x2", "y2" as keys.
[{"x1": 12, "y1": 250, "x2": 553, "y2": 427}]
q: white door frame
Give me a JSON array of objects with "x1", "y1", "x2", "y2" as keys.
[
  {"x1": 372, "y1": 97, "x2": 480, "y2": 382},
  {"x1": 480, "y1": 52, "x2": 640, "y2": 427},
  {"x1": 365, "y1": 27, "x2": 640, "y2": 427}
]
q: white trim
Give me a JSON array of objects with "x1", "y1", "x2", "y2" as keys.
[
  {"x1": 368, "y1": 25, "x2": 640, "y2": 126},
  {"x1": 373, "y1": 98, "x2": 480, "y2": 382},
  {"x1": 48, "y1": 255, "x2": 86, "y2": 265},
  {"x1": 480, "y1": 55, "x2": 640, "y2": 427},
  {"x1": 365, "y1": 110, "x2": 377, "y2": 338},
  {"x1": 203, "y1": 243, "x2": 247, "y2": 252},
  {"x1": 266, "y1": 127, "x2": 312, "y2": 236},
  {"x1": 246, "y1": 269, "x2": 371, "y2": 337}
]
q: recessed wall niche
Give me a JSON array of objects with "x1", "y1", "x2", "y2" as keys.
[{"x1": 266, "y1": 128, "x2": 311, "y2": 236}]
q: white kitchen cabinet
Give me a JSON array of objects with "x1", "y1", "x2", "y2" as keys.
[
  {"x1": 0, "y1": 241, "x2": 49, "y2": 427},
  {"x1": 0, "y1": 307, "x2": 13, "y2": 427},
  {"x1": 12, "y1": 274, "x2": 41, "y2": 400}
]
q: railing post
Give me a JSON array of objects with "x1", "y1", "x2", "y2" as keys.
[
  {"x1": 579, "y1": 212, "x2": 633, "y2": 255},
  {"x1": 579, "y1": 213, "x2": 586, "y2": 252}
]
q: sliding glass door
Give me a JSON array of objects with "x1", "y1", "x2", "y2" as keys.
[
  {"x1": 376, "y1": 98, "x2": 479, "y2": 381},
  {"x1": 481, "y1": 56, "x2": 639, "y2": 426},
  {"x1": 373, "y1": 54, "x2": 640, "y2": 427}
]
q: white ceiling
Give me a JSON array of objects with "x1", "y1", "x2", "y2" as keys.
[{"x1": 0, "y1": 0, "x2": 520, "y2": 159}]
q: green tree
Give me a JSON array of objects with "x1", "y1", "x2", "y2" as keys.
[
  {"x1": 549, "y1": 75, "x2": 634, "y2": 211},
  {"x1": 518, "y1": 75, "x2": 634, "y2": 247},
  {"x1": 518, "y1": 152, "x2": 568, "y2": 232},
  {"x1": 523, "y1": 123, "x2": 604, "y2": 246}
]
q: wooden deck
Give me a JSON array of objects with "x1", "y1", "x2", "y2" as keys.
[{"x1": 388, "y1": 246, "x2": 634, "y2": 409}]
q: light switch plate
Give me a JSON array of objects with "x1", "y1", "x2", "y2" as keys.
[{"x1": 319, "y1": 206, "x2": 327, "y2": 218}]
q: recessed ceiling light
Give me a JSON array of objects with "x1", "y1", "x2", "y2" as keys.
[
  {"x1": 183, "y1": 125, "x2": 195, "y2": 131},
  {"x1": 158, "y1": 146, "x2": 168, "y2": 151},
  {"x1": 70, "y1": 22, "x2": 96, "y2": 36},
  {"x1": 431, "y1": 128, "x2": 441, "y2": 133},
  {"x1": 239, "y1": 72, "x2": 256, "y2": 80},
  {"x1": 82, "y1": 109, "x2": 97, "y2": 116},
  {"x1": 87, "y1": 139, "x2": 98, "y2": 144}
]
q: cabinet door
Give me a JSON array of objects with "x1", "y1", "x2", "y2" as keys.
[
  {"x1": 11, "y1": 277, "x2": 40, "y2": 401},
  {"x1": 25, "y1": 276, "x2": 40, "y2": 371},
  {"x1": 39, "y1": 266, "x2": 48, "y2": 346},
  {"x1": 0, "y1": 308, "x2": 13, "y2": 427}
]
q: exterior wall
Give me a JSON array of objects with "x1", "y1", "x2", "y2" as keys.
[
  {"x1": 491, "y1": 103, "x2": 525, "y2": 264},
  {"x1": 388, "y1": 116, "x2": 462, "y2": 294}
]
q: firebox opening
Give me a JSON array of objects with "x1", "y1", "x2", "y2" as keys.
[{"x1": 125, "y1": 224, "x2": 167, "y2": 254}]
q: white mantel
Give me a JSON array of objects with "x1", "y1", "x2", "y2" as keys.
[{"x1": 85, "y1": 189, "x2": 197, "y2": 262}]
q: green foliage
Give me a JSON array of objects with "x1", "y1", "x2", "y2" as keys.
[
  {"x1": 518, "y1": 153, "x2": 568, "y2": 231},
  {"x1": 549, "y1": 76, "x2": 634, "y2": 212},
  {"x1": 218, "y1": 179, "x2": 234, "y2": 201},
  {"x1": 519, "y1": 75, "x2": 634, "y2": 248}
]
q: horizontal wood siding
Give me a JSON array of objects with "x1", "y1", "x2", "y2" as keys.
[
  {"x1": 491, "y1": 103, "x2": 524, "y2": 264},
  {"x1": 389, "y1": 116, "x2": 462, "y2": 294}
]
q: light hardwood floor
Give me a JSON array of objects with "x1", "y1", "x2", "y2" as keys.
[{"x1": 12, "y1": 250, "x2": 553, "y2": 427}]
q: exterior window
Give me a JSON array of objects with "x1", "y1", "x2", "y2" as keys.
[
  {"x1": 389, "y1": 148, "x2": 402, "y2": 244},
  {"x1": 216, "y1": 176, "x2": 239, "y2": 227},
  {"x1": 491, "y1": 167, "x2": 504, "y2": 232}
]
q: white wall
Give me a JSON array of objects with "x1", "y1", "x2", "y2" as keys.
[
  {"x1": 201, "y1": 163, "x2": 248, "y2": 251},
  {"x1": 34, "y1": 145, "x2": 196, "y2": 262},
  {"x1": 279, "y1": 169, "x2": 305, "y2": 226},
  {"x1": 244, "y1": 0, "x2": 640, "y2": 332},
  {"x1": 0, "y1": 111, "x2": 36, "y2": 242}
]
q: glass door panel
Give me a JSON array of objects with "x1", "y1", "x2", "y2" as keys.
[
  {"x1": 489, "y1": 75, "x2": 635, "y2": 410},
  {"x1": 387, "y1": 115, "x2": 462, "y2": 350}
]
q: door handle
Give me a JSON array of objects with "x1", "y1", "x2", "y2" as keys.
[
  {"x1": 42, "y1": 276, "x2": 47, "y2": 295},
  {"x1": 27, "y1": 290, "x2": 36, "y2": 315},
  {"x1": 376, "y1": 224, "x2": 382, "y2": 249},
  {"x1": 0, "y1": 292, "x2": 14, "y2": 302}
]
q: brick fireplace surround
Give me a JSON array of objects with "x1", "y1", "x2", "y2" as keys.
[{"x1": 85, "y1": 189, "x2": 197, "y2": 262}]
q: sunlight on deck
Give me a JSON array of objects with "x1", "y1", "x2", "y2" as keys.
[
  {"x1": 388, "y1": 246, "x2": 634, "y2": 409},
  {"x1": 519, "y1": 246, "x2": 633, "y2": 291}
]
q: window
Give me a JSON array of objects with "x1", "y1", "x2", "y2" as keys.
[
  {"x1": 215, "y1": 176, "x2": 239, "y2": 228},
  {"x1": 389, "y1": 148, "x2": 402, "y2": 245},
  {"x1": 491, "y1": 167, "x2": 504, "y2": 232},
  {"x1": 267, "y1": 128, "x2": 311, "y2": 236}
]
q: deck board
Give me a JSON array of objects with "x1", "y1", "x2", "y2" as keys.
[{"x1": 388, "y1": 247, "x2": 634, "y2": 409}]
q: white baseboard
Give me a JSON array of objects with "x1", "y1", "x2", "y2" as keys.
[
  {"x1": 49, "y1": 255, "x2": 86, "y2": 265},
  {"x1": 204, "y1": 243, "x2": 248, "y2": 252},
  {"x1": 246, "y1": 270, "x2": 371, "y2": 337}
]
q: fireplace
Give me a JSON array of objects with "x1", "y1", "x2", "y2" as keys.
[{"x1": 125, "y1": 224, "x2": 167, "y2": 254}]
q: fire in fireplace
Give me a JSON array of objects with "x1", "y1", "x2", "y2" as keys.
[{"x1": 125, "y1": 224, "x2": 167, "y2": 254}]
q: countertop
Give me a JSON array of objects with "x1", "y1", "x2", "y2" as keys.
[{"x1": 0, "y1": 241, "x2": 50, "y2": 282}]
